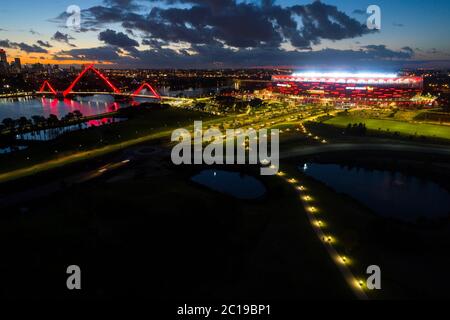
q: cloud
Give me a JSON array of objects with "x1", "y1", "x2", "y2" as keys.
[
  {"x1": 423, "y1": 48, "x2": 450, "y2": 57},
  {"x1": 0, "y1": 39, "x2": 15, "y2": 48},
  {"x1": 352, "y1": 9, "x2": 367, "y2": 15},
  {"x1": 15, "y1": 42, "x2": 48, "y2": 53},
  {"x1": 362, "y1": 45, "x2": 414, "y2": 59},
  {"x1": 53, "y1": 43, "x2": 419, "y2": 70},
  {"x1": 48, "y1": 0, "x2": 433, "y2": 68},
  {"x1": 51, "y1": 31, "x2": 76, "y2": 47},
  {"x1": 401, "y1": 46, "x2": 414, "y2": 54},
  {"x1": 36, "y1": 40, "x2": 52, "y2": 48},
  {"x1": 54, "y1": 46, "x2": 121, "y2": 61},
  {"x1": 0, "y1": 39, "x2": 48, "y2": 53},
  {"x1": 98, "y1": 29, "x2": 139, "y2": 47},
  {"x1": 54, "y1": 0, "x2": 371, "y2": 50},
  {"x1": 103, "y1": 0, "x2": 141, "y2": 11}
]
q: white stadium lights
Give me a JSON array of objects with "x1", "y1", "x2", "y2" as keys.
[{"x1": 291, "y1": 72, "x2": 398, "y2": 78}]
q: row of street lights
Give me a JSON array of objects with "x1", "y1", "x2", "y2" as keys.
[{"x1": 276, "y1": 170, "x2": 369, "y2": 300}]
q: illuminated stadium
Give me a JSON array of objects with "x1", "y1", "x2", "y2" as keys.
[{"x1": 270, "y1": 72, "x2": 424, "y2": 105}]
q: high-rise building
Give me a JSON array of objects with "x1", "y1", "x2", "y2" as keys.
[
  {"x1": 0, "y1": 49, "x2": 7, "y2": 63},
  {"x1": 14, "y1": 58, "x2": 21, "y2": 70},
  {"x1": 10, "y1": 57, "x2": 22, "y2": 73},
  {"x1": 0, "y1": 49, "x2": 8, "y2": 73}
]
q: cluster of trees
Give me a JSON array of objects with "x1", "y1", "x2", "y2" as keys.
[
  {"x1": 344, "y1": 123, "x2": 368, "y2": 136},
  {"x1": 0, "y1": 110, "x2": 84, "y2": 135},
  {"x1": 210, "y1": 96, "x2": 265, "y2": 113}
]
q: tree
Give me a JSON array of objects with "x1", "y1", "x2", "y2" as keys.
[
  {"x1": 73, "y1": 110, "x2": 83, "y2": 120},
  {"x1": 2, "y1": 118, "x2": 14, "y2": 129},
  {"x1": 62, "y1": 112, "x2": 76, "y2": 124},
  {"x1": 249, "y1": 98, "x2": 263, "y2": 108},
  {"x1": 345, "y1": 123, "x2": 352, "y2": 134},
  {"x1": 17, "y1": 117, "x2": 31, "y2": 131},
  {"x1": 47, "y1": 114, "x2": 59, "y2": 127},
  {"x1": 32, "y1": 115, "x2": 46, "y2": 127}
]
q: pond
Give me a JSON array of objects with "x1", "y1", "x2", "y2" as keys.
[
  {"x1": 301, "y1": 163, "x2": 450, "y2": 222},
  {"x1": 191, "y1": 170, "x2": 266, "y2": 200}
]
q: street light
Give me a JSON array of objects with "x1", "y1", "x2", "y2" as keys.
[{"x1": 308, "y1": 206, "x2": 317, "y2": 213}]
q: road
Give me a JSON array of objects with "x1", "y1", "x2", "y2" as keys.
[{"x1": 0, "y1": 157, "x2": 134, "y2": 209}]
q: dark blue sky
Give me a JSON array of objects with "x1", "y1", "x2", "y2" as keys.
[{"x1": 1, "y1": 0, "x2": 449, "y2": 69}]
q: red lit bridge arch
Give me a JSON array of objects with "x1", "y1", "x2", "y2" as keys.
[
  {"x1": 39, "y1": 81, "x2": 57, "y2": 95},
  {"x1": 132, "y1": 82, "x2": 161, "y2": 99},
  {"x1": 38, "y1": 64, "x2": 161, "y2": 100},
  {"x1": 63, "y1": 64, "x2": 120, "y2": 97}
]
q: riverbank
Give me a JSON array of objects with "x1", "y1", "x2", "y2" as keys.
[
  {"x1": 0, "y1": 107, "x2": 222, "y2": 183},
  {"x1": 0, "y1": 92, "x2": 34, "y2": 99}
]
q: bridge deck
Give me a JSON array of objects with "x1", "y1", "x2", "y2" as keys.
[{"x1": 36, "y1": 91, "x2": 189, "y2": 100}]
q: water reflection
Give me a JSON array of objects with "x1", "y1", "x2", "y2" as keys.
[
  {"x1": 17, "y1": 117, "x2": 126, "y2": 141},
  {"x1": 0, "y1": 95, "x2": 125, "y2": 120},
  {"x1": 0, "y1": 86, "x2": 231, "y2": 121},
  {"x1": 192, "y1": 170, "x2": 266, "y2": 199},
  {"x1": 301, "y1": 162, "x2": 450, "y2": 222}
]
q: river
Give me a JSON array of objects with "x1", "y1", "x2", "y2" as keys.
[
  {"x1": 0, "y1": 86, "x2": 230, "y2": 121},
  {"x1": 0, "y1": 95, "x2": 126, "y2": 120}
]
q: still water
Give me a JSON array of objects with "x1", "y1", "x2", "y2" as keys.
[
  {"x1": 0, "y1": 86, "x2": 230, "y2": 121},
  {"x1": 192, "y1": 170, "x2": 266, "y2": 199},
  {"x1": 301, "y1": 163, "x2": 450, "y2": 222},
  {"x1": 0, "y1": 95, "x2": 125, "y2": 120}
]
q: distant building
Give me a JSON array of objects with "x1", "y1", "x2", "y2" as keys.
[
  {"x1": 270, "y1": 72, "x2": 424, "y2": 106},
  {"x1": 31, "y1": 63, "x2": 44, "y2": 72},
  {"x1": 10, "y1": 58, "x2": 22, "y2": 73},
  {"x1": 0, "y1": 49, "x2": 9, "y2": 73},
  {"x1": 0, "y1": 49, "x2": 7, "y2": 63},
  {"x1": 14, "y1": 58, "x2": 21, "y2": 70}
]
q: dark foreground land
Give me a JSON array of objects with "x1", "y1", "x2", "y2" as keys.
[
  {"x1": 0, "y1": 107, "x2": 449, "y2": 300},
  {"x1": 0, "y1": 150, "x2": 353, "y2": 300}
]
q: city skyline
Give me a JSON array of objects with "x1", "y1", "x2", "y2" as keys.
[{"x1": 0, "y1": 0, "x2": 450, "y2": 69}]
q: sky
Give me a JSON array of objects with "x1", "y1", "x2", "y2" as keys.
[{"x1": 0, "y1": 0, "x2": 450, "y2": 69}]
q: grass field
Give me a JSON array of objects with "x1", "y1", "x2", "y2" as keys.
[{"x1": 324, "y1": 115, "x2": 450, "y2": 139}]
